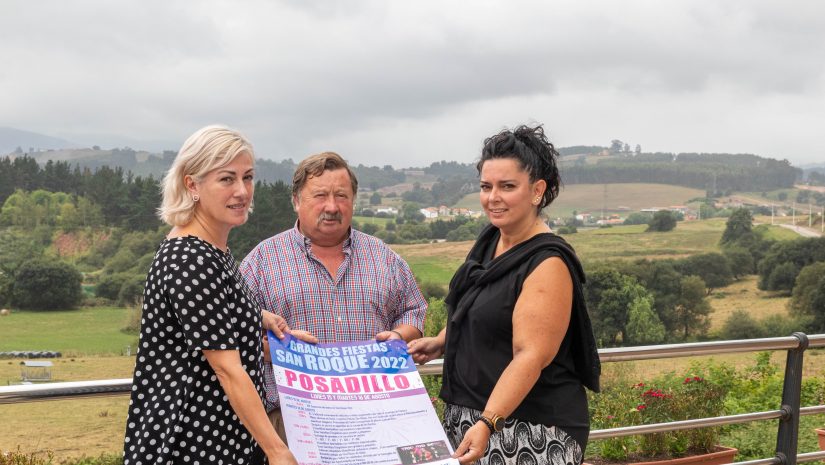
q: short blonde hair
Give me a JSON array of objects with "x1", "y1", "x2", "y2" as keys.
[{"x1": 158, "y1": 125, "x2": 255, "y2": 226}]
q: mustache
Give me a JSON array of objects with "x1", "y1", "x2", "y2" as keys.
[{"x1": 317, "y1": 212, "x2": 343, "y2": 224}]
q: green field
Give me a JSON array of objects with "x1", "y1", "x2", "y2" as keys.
[
  {"x1": 1, "y1": 217, "x2": 821, "y2": 462},
  {"x1": 394, "y1": 219, "x2": 814, "y2": 285},
  {"x1": 0, "y1": 307, "x2": 137, "y2": 356},
  {"x1": 452, "y1": 183, "x2": 706, "y2": 218},
  {"x1": 353, "y1": 215, "x2": 396, "y2": 226}
]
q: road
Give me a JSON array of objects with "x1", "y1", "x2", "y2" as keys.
[{"x1": 778, "y1": 223, "x2": 822, "y2": 238}]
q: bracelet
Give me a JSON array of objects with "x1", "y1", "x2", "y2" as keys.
[
  {"x1": 390, "y1": 330, "x2": 404, "y2": 340},
  {"x1": 478, "y1": 416, "x2": 495, "y2": 433}
]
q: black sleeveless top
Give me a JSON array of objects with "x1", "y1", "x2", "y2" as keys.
[{"x1": 439, "y1": 225, "x2": 599, "y2": 446}]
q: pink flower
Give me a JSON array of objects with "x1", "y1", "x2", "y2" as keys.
[{"x1": 637, "y1": 404, "x2": 647, "y2": 411}]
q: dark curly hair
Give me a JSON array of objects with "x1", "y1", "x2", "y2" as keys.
[{"x1": 476, "y1": 124, "x2": 562, "y2": 211}]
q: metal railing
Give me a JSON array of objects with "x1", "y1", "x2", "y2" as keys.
[{"x1": 2, "y1": 333, "x2": 825, "y2": 464}]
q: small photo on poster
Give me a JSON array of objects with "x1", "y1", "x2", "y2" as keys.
[{"x1": 396, "y1": 440, "x2": 452, "y2": 464}]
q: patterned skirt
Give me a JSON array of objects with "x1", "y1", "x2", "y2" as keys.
[{"x1": 442, "y1": 403, "x2": 584, "y2": 465}]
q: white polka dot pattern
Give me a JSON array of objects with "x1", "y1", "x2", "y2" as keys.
[{"x1": 123, "y1": 236, "x2": 265, "y2": 464}]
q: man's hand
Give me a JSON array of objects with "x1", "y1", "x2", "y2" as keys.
[{"x1": 375, "y1": 329, "x2": 404, "y2": 342}]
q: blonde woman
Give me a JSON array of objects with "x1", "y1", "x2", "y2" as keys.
[{"x1": 123, "y1": 126, "x2": 296, "y2": 464}]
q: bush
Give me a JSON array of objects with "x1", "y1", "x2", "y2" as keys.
[
  {"x1": 418, "y1": 281, "x2": 447, "y2": 300},
  {"x1": 11, "y1": 259, "x2": 83, "y2": 310},
  {"x1": 647, "y1": 210, "x2": 677, "y2": 232},
  {"x1": 423, "y1": 297, "x2": 447, "y2": 338},
  {"x1": 96, "y1": 273, "x2": 130, "y2": 301},
  {"x1": 624, "y1": 212, "x2": 653, "y2": 225},
  {"x1": 117, "y1": 274, "x2": 146, "y2": 306},
  {"x1": 556, "y1": 225, "x2": 577, "y2": 234},
  {"x1": 590, "y1": 368, "x2": 729, "y2": 461},
  {"x1": 721, "y1": 310, "x2": 764, "y2": 340}
]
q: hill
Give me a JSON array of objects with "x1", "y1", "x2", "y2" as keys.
[
  {"x1": 0, "y1": 127, "x2": 79, "y2": 153},
  {"x1": 452, "y1": 183, "x2": 705, "y2": 218}
]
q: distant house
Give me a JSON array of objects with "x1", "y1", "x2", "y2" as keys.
[
  {"x1": 420, "y1": 207, "x2": 439, "y2": 219},
  {"x1": 376, "y1": 207, "x2": 398, "y2": 215}
]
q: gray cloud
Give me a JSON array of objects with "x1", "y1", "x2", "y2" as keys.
[{"x1": 0, "y1": 0, "x2": 823, "y2": 166}]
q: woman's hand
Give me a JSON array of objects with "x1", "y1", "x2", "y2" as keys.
[
  {"x1": 267, "y1": 447, "x2": 299, "y2": 465},
  {"x1": 452, "y1": 421, "x2": 490, "y2": 464},
  {"x1": 261, "y1": 311, "x2": 288, "y2": 337},
  {"x1": 406, "y1": 336, "x2": 445, "y2": 365},
  {"x1": 261, "y1": 311, "x2": 319, "y2": 344}
]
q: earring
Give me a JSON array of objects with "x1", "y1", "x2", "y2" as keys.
[
  {"x1": 192, "y1": 194, "x2": 200, "y2": 202},
  {"x1": 533, "y1": 197, "x2": 541, "y2": 205}
]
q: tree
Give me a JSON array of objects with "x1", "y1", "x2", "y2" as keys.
[
  {"x1": 675, "y1": 253, "x2": 733, "y2": 294},
  {"x1": 618, "y1": 259, "x2": 683, "y2": 338},
  {"x1": 369, "y1": 191, "x2": 382, "y2": 206},
  {"x1": 229, "y1": 181, "x2": 296, "y2": 258},
  {"x1": 584, "y1": 268, "x2": 652, "y2": 346},
  {"x1": 12, "y1": 259, "x2": 83, "y2": 310},
  {"x1": 756, "y1": 237, "x2": 825, "y2": 290},
  {"x1": 401, "y1": 202, "x2": 426, "y2": 223},
  {"x1": 360, "y1": 222, "x2": 380, "y2": 235},
  {"x1": 674, "y1": 275, "x2": 711, "y2": 339},
  {"x1": 625, "y1": 296, "x2": 666, "y2": 345},
  {"x1": 720, "y1": 208, "x2": 753, "y2": 245},
  {"x1": 723, "y1": 246, "x2": 755, "y2": 279},
  {"x1": 647, "y1": 210, "x2": 677, "y2": 232},
  {"x1": 765, "y1": 262, "x2": 798, "y2": 293},
  {"x1": 789, "y1": 262, "x2": 825, "y2": 331}
]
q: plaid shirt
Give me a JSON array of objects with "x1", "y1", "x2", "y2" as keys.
[{"x1": 240, "y1": 224, "x2": 427, "y2": 408}]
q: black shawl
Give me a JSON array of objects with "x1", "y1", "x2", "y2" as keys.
[{"x1": 445, "y1": 224, "x2": 601, "y2": 392}]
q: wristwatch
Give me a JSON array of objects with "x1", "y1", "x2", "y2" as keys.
[{"x1": 479, "y1": 412, "x2": 506, "y2": 433}]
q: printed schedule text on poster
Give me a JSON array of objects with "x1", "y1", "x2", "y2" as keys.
[{"x1": 268, "y1": 333, "x2": 459, "y2": 465}]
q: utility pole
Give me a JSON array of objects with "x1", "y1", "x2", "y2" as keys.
[
  {"x1": 809, "y1": 202, "x2": 812, "y2": 228},
  {"x1": 602, "y1": 184, "x2": 607, "y2": 220}
]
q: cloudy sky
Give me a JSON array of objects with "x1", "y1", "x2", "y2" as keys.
[{"x1": 1, "y1": 0, "x2": 824, "y2": 167}]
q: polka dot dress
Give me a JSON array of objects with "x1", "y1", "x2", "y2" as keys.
[{"x1": 123, "y1": 236, "x2": 266, "y2": 465}]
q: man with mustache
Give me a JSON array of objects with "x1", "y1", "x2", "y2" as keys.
[{"x1": 240, "y1": 152, "x2": 427, "y2": 441}]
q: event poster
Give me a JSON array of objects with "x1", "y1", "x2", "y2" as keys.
[{"x1": 268, "y1": 332, "x2": 460, "y2": 465}]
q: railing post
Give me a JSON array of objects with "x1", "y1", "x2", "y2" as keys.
[{"x1": 775, "y1": 332, "x2": 808, "y2": 465}]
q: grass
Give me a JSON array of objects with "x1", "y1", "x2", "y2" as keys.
[
  {"x1": 390, "y1": 242, "x2": 471, "y2": 284},
  {"x1": 0, "y1": 396, "x2": 129, "y2": 460},
  {"x1": 0, "y1": 307, "x2": 137, "y2": 356},
  {"x1": 353, "y1": 215, "x2": 395, "y2": 226},
  {"x1": 452, "y1": 183, "x2": 706, "y2": 218},
  {"x1": 0, "y1": 215, "x2": 818, "y2": 462},
  {"x1": 393, "y1": 219, "x2": 732, "y2": 287},
  {"x1": 563, "y1": 219, "x2": 728, "y2": 263},
  {"x1": 706, "y1": 276, "x2": 791, "y2": 332}
]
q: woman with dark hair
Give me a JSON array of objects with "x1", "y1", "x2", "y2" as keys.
[{"x1": 409, "y1": 125, "x2": 600, "y2": 465}]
